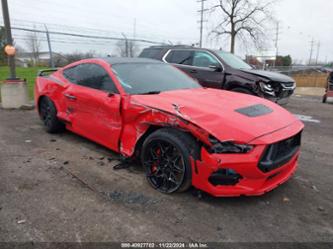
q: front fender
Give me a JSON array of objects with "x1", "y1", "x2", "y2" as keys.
[{"x1": 119, "y1": 98, "x2": 211, "y2": 157}]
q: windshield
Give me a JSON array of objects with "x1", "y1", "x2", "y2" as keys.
[
  {"x1": 215, "y1": 51, "x2": 252, "y2": 70},
  {"x1": 111, "y1": 63, "x2": 201, "y2": 94}
]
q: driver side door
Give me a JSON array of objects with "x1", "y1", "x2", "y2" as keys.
[{"x1": 62, "y1": 63, "x2": 122, "y2": 151}]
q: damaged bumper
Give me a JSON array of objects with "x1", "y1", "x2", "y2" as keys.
[
  {"x1": 259, "y1": 82, "x2": 296, "y2": 105},
  {"x1": 191, "y1": 122, "x2": 303, "y2": 197}
]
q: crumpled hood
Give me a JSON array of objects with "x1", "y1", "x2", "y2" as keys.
[
  {"x1": 240, "y1": 69, "x2": 294, "y2": 83},
  {"x1": 131, "y1": 88, "x2": 300, "y2": 144}
]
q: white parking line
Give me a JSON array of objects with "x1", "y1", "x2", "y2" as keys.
[{"x1": 294, "y1": 114, "x2": 321, "y2": 123}]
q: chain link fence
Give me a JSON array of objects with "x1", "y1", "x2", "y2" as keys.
[{"x1": 267, "y1": 66, "x2": 330, "y2": 88}]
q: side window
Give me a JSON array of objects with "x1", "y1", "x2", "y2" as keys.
[
  {"x1": 165, "y1": 50, "x2": 193, "y2": 65},
  {"x1": 140, "y1": 48, "x2": 163, "y2": 59},
  {"x1": 63, "y1": 66, "x2": 79, "y2": 84},
  {"x1": 63, "y1": 64, "x2": 118, "y2": 93},
  {"x1": 192, "y1": 51, "x2": 219, "y2": 68}
]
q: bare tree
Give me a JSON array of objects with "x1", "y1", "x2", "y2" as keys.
[
  {"x1": 211, "y1": 0, "x2": 274, "y2": 53},
  {"x1": 25, "y1": 30, "x2": 42, "y2": 65},
  {"x1": 64, "y1": 51, "x2": 96, "y2": 64}
]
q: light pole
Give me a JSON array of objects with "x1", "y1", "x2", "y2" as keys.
[
  {"x1": 121, "y1": 33, "x2": 129, "y2": 57},
  {"x1": 1, "y1": 0, "x2": 17, "y2": 79},
  {"x1": 44, "y1": 25, "x2": 55, "y2": 68}
]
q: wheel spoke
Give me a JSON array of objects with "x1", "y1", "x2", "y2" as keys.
[
  {"x1": 161, "y1": 175, "x2": 170, "y2": 191},
  {"x1": 172, "y1": 163, "x2": 183, "y2": 174},
  {"x1": 169, "y1": 153, "x2": 184, "y2": 173},
  {"x1": 168, "y1": 172, "x2": 178, "y2": 185}
]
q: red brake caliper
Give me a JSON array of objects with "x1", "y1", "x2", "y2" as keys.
[{"x1": 151, "y1": 148, "x2": 161, "y2": 173}]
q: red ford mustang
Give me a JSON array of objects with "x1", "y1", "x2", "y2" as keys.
[{"x1": 35, "y1": 58, "x2": 304, "y2": 197}]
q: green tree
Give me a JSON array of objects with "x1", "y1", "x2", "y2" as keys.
[
  {"x1": 276, "y1": 55, "x2": 292, "y2": 67},
  {"x1": 282, "y1": 55, "x2": 292, "y2": 66}
]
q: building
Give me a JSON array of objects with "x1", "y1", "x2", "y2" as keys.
[{"x1": 16, "y1": 51, "x2": 65, "y2": 67}]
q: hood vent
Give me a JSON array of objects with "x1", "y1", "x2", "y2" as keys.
[{"x1": 235, "y1": 104, "x2": 273, "y2": 117}]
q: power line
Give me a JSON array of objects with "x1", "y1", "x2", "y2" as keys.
[
  {"x1": 13, "y1": 37, "x2": 119, "y2": 46},
  {"x1": 13, "y1": 33, "x2": 126, "y2": 44},
  {"x1": 8, "y1": 16, "x2": 197, "y2": 42},
  {"x1": 3, "y1": 17, "x2": 198, "y2": 44},
  {"x1": 9, "y1": 26, "x2": 166, "y2": 45}
]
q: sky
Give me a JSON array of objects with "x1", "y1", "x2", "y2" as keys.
[{"x1": 1, "y1": 0, "x2": 333, "y2": 64}]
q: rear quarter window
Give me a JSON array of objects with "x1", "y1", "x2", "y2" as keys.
[
  {"x1": 139, "y1": 48, "x2": 164, "y2": 59},
  {"x1": 164, "y1": 50, "x2": 193, "y2": 65},
  {"x1": 63, "y1": 66, "x2": 79, "y2": 83}
]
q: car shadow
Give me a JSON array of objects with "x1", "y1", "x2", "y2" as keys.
[{"x1": 48, "y1": 127, "x2": 299, "y2": 208}]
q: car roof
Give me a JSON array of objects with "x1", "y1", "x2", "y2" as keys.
[
  {"x1": 101, "y1": 57, "x2": 163, "y2": 65},
  {"x1": 143, "y1": 45, "x2": 214, "y2": 52}
]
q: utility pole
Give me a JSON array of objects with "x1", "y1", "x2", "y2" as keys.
[
  {"x1": 315, "y1": 41, "x2": 320, "y2": 65},
  {"x1": 121, "y1": 33, "x2": 129, "y2": 57},
  {"x1": 198, "y1": 0, "x2": 208, "y2": 48},
  {"x1": 1, "y1": 0, "x2": 16, "y2": 79},
  {"x1": 308, "y1": 38, "x2": 315, "y2": 65},
  {"x1": 273, "y1": 21, "x2": 280, "y2": 68},
  {"x1": 44, "y1": 25, "x2": 55, "y2": 68},
  {"x1": 130, "y1": 18, "x2": 137, "y2": 58}
]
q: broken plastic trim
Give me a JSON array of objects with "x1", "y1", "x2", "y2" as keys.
[
  {"x1": 208, "y1": 136, "x2": 253, "y2": 154},
  {"x1": 208, "y1": 168, "x2": 243, "y2": 186}
]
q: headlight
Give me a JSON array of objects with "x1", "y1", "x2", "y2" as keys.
[
  {"x1": 209, "y1": 137, "x2": 254, "y2": 154},
  {"x1": 259, "y1": 82, "x2": 274, "y2": 92}
]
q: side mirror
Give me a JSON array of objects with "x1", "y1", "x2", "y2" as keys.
[{"x1": 209, "y1": 64, "x2": 222, "y2": 72}]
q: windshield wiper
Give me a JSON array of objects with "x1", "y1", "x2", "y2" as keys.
[{"x1": 137, "y1": 91, "x2": 161, "y2": 95}]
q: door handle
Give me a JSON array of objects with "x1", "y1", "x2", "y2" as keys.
[
  {"x1": 190, "y1": 69, "x2": 198, "y2": 74},
  {"x1": 64, "y1": 93, "x2": 77, "y2": 100}
]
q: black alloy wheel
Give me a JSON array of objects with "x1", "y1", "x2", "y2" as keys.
[
  {"x1": 39, "y1": 97, "x2": 64, "y2": 133},
  {"x1": 141, "y1": 128, "x2": 198, "y2": 194}
]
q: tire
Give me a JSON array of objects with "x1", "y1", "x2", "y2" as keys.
[
  {"x1": 141, "y1": 128, "x2": 199, "y2": 194},
  {"x1": 322, "y1": 95, "x2": 327, "y2": 103},
  {"x1": 231, "y1": 87, "x2": 254, "y2": 95},
  {"x1": 39, "y1": 97, "x2": 65, "y2": 133}
]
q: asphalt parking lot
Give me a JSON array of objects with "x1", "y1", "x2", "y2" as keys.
[{"x1": 0, "y1": 95, "x2": 332, "y2": 242}]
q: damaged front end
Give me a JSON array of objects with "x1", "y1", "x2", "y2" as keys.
[
  {"x1": 208, "y1": 136, "x2": 253, "y2": 154},
  {"x1": 118, "y1": 96, "x2": 211, "y2": 158},
  {"x1": 191, "y1": 121, "x2": 303, "y2": 197},
  {"x1": 119, "y1": 93, "x2": 303, "y2": 197},
  {"x1": 257, "y1": 80, "x2": 296, "y2": 105}
]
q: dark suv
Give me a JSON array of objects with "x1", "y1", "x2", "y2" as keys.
[{"x1": 139, "y1": 46, "x2": 296, "y2": 104}]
